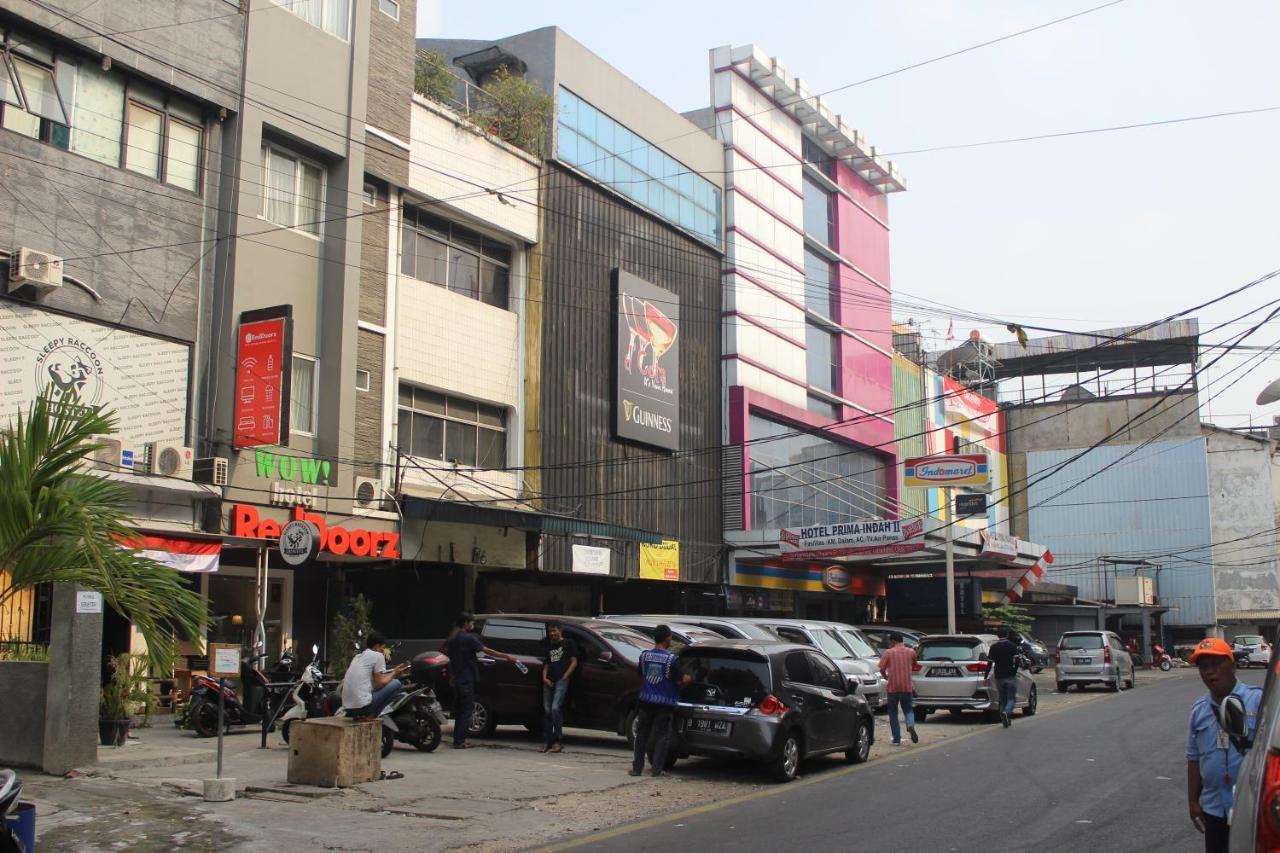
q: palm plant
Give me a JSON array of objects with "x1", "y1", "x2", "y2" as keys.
[{"x1": 0, "y1": 398, "x2": 206, "y2": 672}]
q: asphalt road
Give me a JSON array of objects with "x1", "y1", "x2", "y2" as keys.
[{"x1": 556, "y1": 669, "x2": 1266, "y2": 853}]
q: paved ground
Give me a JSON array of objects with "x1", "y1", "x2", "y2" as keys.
[{"x1": 15, "y1": 666, "x2": 1203, "y2": 851}]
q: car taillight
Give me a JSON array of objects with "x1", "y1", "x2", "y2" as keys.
[
  {"x1": 1257, "y1": 750, "x2": 1280, "y2": 851},
  {"x1": 755, "y1": 694, "x2": 789, "y2": 717},
  {"x1": 911, "y1": 663, "x2": 922, "y2": 672},
  {"x1": 1055, "y1": 649, "x2": 1062, "y2": 665},
  {"x1": 965, "y1": 663, "x2": 988, "y2": 673},
  {"x1": 1264, "y1": 643, "x2": 1271, "y2": 652},
  {"x1": 1104, "y1": 646, "x2": 1112, "y2": 664}
]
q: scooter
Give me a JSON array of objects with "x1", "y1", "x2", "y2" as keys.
[
  {"x1": 188, "y1": 652, "x2": 292, "y2": 738},
  {"x1": 0, "y1": 769, "x2": 26, "y2": 853},
  {"x1": 275, "y1": 645, "x2": 333, "y2": 743},
  {"x1": 1152, "y1": 644, "x2": 1174, "y2": 672},
  {"x1": 336, "y1": 651, "x2": 451, "y2": 758}
]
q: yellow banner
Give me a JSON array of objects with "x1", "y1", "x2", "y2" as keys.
[{"x1": 639, "y1": 540, "x2": 680, "y2": 582}]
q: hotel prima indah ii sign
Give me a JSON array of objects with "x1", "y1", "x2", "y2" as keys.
[{"x1": 779, "y1": 518, "x2": 925, "y2": 561}]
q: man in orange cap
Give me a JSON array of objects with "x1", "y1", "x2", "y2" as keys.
[{"x1": 1185, "y1": 637, "x2": 1263, "y2": 853}]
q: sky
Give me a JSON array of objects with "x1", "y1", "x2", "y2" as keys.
[{"x1": 417, "y1": 0, "x2": 1280, "y2": 428}]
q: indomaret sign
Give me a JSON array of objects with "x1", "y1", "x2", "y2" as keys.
[{"x1": 779, "y1": 518, "x2": 925, "y2": 561}]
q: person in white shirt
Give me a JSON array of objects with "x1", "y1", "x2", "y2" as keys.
[{"x1": 341, "y1": 631, "x2": 408, "y2": 719}]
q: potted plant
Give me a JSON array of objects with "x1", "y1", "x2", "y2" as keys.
[{"x1": 99, "y1": 652, "x2": 132, "y2": 746}]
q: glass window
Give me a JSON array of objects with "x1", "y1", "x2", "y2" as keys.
[
  {"x1": 806, "y1": 394, "x2": 838, "y2": 420},
  {"x1": 124, "y1": 101, "x2": 163, "y2": 178},
  {"x1": 784, "y1": 651, "x2": 815, "y2": 684},
  {"x1": 70, "y1": 63, "x2": 124, "y2": 166},
  {"x1": 262, "y1": 144, "x2": 325, "y2": 236},
  {"x1": 804, "y1": 248, "x2": 836, "y2": 317},
  {"x1": 807, "y1": 652, "x2": 846, "y2": 690},
  {"x1": 803, "y1": 175, "x2": 832, "y2": 245},
  {"x1": 814, "y1": 630, "x2": 854, "y2": 661},
  {"x1": 476, "y1": 427, "x2": 505, "y2": 469},
  {"x1": 273, "y1": 0, "x2": 349, "y2": 39},
  {"x1": 290, "y1": 355, "x2": 317, "y2": 435},
  {"x1": 480, "y1": 620, "x2": 544, "y2": 656},
  {"x1": 748, "y1": 414, "x2": 888, "y2": 530},
  {"x1": 677, "y1": 652, "x2": 772, "y2": 707},
  {"x1": 772, "y1": 626, "x2": 813, "y2": 647},
  {"x1": 11, "y1": 55, "x2": 67, "y2": 125},
  {"x1": 445, "y1": 422, "x2": 477, "y2": 465},
  {"x1": 803, "y1": 136, "x2": 835, "y2": 178},
  {"x1": 918, "y1": 641, "x2": 983, "y2": 661},
  {"x1": 836, "y1": 629, "x2": 877, "y2": 659},
  {"x1": 555, "y1": 86, "x2": 720, "y2": 246},
  {"x1": 398, "y1": 383, "x2": 506, "y2": 470},
  {"x1": 378, "y1": 0, "x2": 399, "y2": 19},
  {"x1": 448, "y1": 247, "x2": 479, "y2": 299},
  {"x1": 401, "y1": 204, "x2": 511, "y2": 309},
  {"x1": 805, "y1": 321, "x2": 838, "y2": 392},
  {"x1": 1059, "y1": 634, "x2": 1104, "y2": 650},
  {"x1": 165, "y1": 118, "x2": 201, "y2": 191},
  {"x1": 415, "y1": 236, "x2": 448, "y2": 285}
]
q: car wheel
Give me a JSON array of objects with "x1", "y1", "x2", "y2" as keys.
[
  {"x1": 844, "y1": 717, "x2": 871, "y2": 764},
  {"x1": 916, "y1": 708, "x2": 930, "y2": 723},
  {"x1": 1159, "y1": 659, "x2": 1173, "y2": 672},
  {"x1": 1126, "y1": 667, "x2": 1136, "y2": 690},
  {"x1": 381, "y1": 727, "x2": 395, "y2": 758},
  {"x1": 1022, "y1": 684, "x2": 1037, "y2": 717},
  {"x1": 1056, "y1": 681, "x2": 1067, "y2": 694},
  {"x1": 623, "y1": 708, "x2": 638, "y2": 750},
  {"x1": 770, "y1": 731, "x2": 802, "y2": 783},
  {"x1": 663, "y1": 750, "x2": 679, "y2": 771},
  {"x1": 1108, "y1": 675, "x2": 1120, "y2": 693},
  {"x1": 468, "y1": 698, "x2": 497, "y2": 738}
]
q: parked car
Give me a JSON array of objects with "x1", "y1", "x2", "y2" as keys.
[
  {"x1": 600, "y1": 616, "x2": 725, "y2": 651},
  {"x1": 856, "y1": 626, "x2": 926, "y2": 654},
  {"x1": 1225, "y1": 643, "x2": 1279, "y2": 852},
  {"x1": 605, "y1": 614, "x2": 779, "y2": 641},
  {"x1": 912, "y1": 634, "x2": 1037, "y2": 721},
  {"x1": 1011, "y1": 631, "x2": 1050, "y2": 673},
  {"x1": 671, "y1": 639, "x2": 874, "y2": 782},
  {"x1": 1055, "y1": 630, "x2": 1136, "y2": 692},
  {"x1": 453, "y1": 615, "x2": 653, "y2": 743},
  {"x1": 1233, "y1": 635, "x2": 1271, "y2": 668},
  {"x1": 751, "y1": 618, "x2": 887, "y2": 710}
]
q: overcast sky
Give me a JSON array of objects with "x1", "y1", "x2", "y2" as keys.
[{"x1": 418, "y1": 0, "x2": 1280, "y2": 428}]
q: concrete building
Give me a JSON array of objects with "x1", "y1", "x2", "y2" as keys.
[
  {"x1": 1203, "y1": 424, "x2": 1280, "y2": 639},
  {"x1": 420, "y1": 28, "x2": 726, "y2": 616},
  {"x1": 0, "y1": 0, "x2": 244, "y2": 772}
]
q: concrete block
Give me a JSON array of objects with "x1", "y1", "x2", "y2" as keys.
[
  {"x1": 203, "y1": 778, "x2": 236, "y2": 802},
  {"x1": 287, "y1": 718, "x2": 380, "y2": 788}
]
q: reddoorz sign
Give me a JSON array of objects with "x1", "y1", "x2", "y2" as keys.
[{"x1": 231, "y1": 504, "x2": 401, "y2": 559}]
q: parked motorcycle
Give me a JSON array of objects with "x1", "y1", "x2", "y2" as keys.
[
  {"x1": 188, "y1": 652, "x2": 292, "y2": 738},
  {"x1": 1152, "y1": 644, "x2": 1174, "y2": 672},
  {"x1": 0, "y1": 769, "x2": 26, "y2": 853},
  {"x1": 335, "y1": 651, "x2": 451, "y2": 757},
  {"x1": 276, "y1": 645, "x2": 333, "y2": 743}
]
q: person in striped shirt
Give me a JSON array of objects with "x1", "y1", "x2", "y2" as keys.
[{"x1": 878, "y1": 633, "x2": 919, "y2": 745}]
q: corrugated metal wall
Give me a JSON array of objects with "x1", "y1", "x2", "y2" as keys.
[
  {"x1": 892, "y1": 354, "x2": 929, "y2": 520},
  {"x1": 1025, "y1": 438, "x2": 1214, "y2": 626},
  {"x1": 537, "y1": 165, "x2": 723, "y2": 584}
]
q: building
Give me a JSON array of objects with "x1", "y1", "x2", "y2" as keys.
[
  {"x1": 0, "y1": 0, "x2": 244, "y2": 772},
  {"x1": 419, "y1": 28, "x2": 725, "y2": 617},
  {"x1": 691, "y1": 45, "x2": 908, "y2": 621}
]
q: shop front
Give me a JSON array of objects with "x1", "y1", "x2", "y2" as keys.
[{"x1": 727, "y1": 559, "x2": 887, "y2": 623}]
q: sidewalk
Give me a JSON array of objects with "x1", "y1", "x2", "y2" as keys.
[{"x1": 20, "y1": 667, "x2": 1197, "y2": 852}]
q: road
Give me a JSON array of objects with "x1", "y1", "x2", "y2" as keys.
[{"x1": 552, "y1": 668, "x2": 1265, "y2": 853}]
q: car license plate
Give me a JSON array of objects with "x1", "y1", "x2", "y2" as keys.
[
  {"x1": 928, "y1": 667, "x2": 960, "y2": 677},
  {"x1": 686, "y1": 718, "x2": 731, "y2": 735},
  {"x1": 1073, "y1": 658, "x2": 1091, "y2": 665}
]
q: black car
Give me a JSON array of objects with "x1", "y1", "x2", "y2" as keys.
[
  {"x1": 1011, "y1": 631, "x2": 1050, "y2": 673},
  {"x1": 670, "y1": 640, "x2": 874, "y2": 783}
]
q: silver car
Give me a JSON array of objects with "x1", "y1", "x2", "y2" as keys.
[
  {"x1": 1054, "y1": 630, "x2": 1136, "y2": 692},
  {"x1": 751, "y1": 619, "x2": 887, "y2": 711},
  {"x1": 913, "y1": 634, "x2": 1037, "y2": 721},
  {"x1": 1226, "y1": 645, "x2": 1278, "y2": 852},
  {"x1": 610, "y1": 614, "x2": 780, "y2": 641}
]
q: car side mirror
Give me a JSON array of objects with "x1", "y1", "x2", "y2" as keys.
[
  {"x1": 311, "y1": 643, "x2": 319, "y2": 656},
  {"x1": 597, "y1": 651, "x2": 614, "y2": 665},
  {"x1": 1219, "y1": 695, "x2": 1248, "y2": 739}
]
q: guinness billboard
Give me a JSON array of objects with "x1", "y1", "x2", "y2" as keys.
[{"x1": 614, "y1": 269, "x2": 680, "y2": 451}]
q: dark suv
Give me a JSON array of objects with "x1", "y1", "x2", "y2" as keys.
[
  {"x1": 671, "y1": 640, "x2": 874, "y2": 783},
  {"x1": 456, "y1": 615, "x2": 652, "y2": 742}
]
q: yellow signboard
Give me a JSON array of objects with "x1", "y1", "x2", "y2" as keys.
[{"x1": 639, "y1": 540, "x2": 680, "y2": 582}]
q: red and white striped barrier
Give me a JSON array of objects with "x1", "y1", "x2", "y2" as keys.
[{"x1": 1004, "y1": 549, "x2": 1054, "y2": 603}]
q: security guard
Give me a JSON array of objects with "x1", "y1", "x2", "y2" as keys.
[{"x1": 1185, "y1": 637, "x2": 1263, "y2": 853}]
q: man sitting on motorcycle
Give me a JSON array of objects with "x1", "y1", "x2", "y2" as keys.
[{"x1": 342, "y1": 632, "x2": 408, "y2": 720}]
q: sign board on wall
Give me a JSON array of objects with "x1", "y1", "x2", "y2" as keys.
[
  {"x1": 231, "y1": 504, "x2": 401, "y2": 559},
  {"x1": 75, "y1": 590, "x2": 103, "y2": 614},
  {"x1": 233, "y1": 305, "x2": 292, "y2": 448},
  {"x1": 979, "y1": 531, "x2": 1020, "y2": 562},
  {"x1": 614, "y1": 269, "x2": 680, "y2": 451},
  {"x1": 778, "y1": 518, "x2": 925, "y2": 561},
  {"x1": 0, "y1": 301, "x2": 190, "y2": 440},
  {"x1": 571, "y1": 544, "x2": 611, "y2": 575},
  {"x1": 208, "y1": 643, "x2": 241, "y2": 678},
  {"x1": 955, "y1": 493, "x2": 988, "y2": 518},
  {"x1": 639, "y1": 540, "x2": 680, "y2": 581},
  {"x1": 903, "y1": 454, "x2": 990, "y2": 488}
]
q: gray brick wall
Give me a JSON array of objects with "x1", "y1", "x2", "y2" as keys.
[
  {"x1": 366, "y1": 0, "x2": 415, "y2": 142},
  {"x1": 358, "y1": 200, "x2": 388, "y2": 326},
  {"x1": 355, "y1": 327, "x2": 386, "y2": 478}
]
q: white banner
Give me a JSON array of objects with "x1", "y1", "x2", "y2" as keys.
[
  {"x1": 571, "y1": 544, "x2": 611, "y2": 575},
  {"x1": 0, "y1": 302, "x2": 189, "y2": 441},
  {"x1": 779, "y1": 518, "x2": 925, "y2": 561}
]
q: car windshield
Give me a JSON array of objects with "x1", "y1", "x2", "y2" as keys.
[
  {"x1": 598, "y1": 629, "x2": 649, "y2": 664},
  {"x1": 814, "y1": 629, "x2": 854, "y2": 660},
  {"x1": 1061, "y1": 634, "x2": 1104, "y2": 650},
  {"x1": 836, "y1": 628, "x2": 877, "y2": 658},
  {"x1": 1236, "y1": 636, "x2": 1265, "y2": 646},
  {"x1": 678, "y1": 652, "x2": 772, "y2": 707},
  {"x1": 918, "y1": 641, "x2": 982, "y2": 662}
]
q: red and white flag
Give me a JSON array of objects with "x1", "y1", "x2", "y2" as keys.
[{"x1": 946, "y1": 319, "x2": 955, "y2": 341}]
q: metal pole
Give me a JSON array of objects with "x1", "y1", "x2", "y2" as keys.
[
  {"x1": 945, "y1": 486, "x2": 956, "y2": 634},
  {"x1": 216, "y1": 678, "x2": 226, "y2": 779}
]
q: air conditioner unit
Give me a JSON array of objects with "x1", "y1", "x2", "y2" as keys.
[
  {"x1": 193, "y1": 457, "x2": 229, "y2": 487},
  {"x1": 144, "y1": 441, "x2": 194, "y2": 480},
  {"x1": 353, "y1": 476, "x2": 389, "y2": 513},
  {"x1": 8, "y1": 247, "x2": 64, "y2": 295},
  {"x1": 89, "y1": 435, "x2": 137, "y2": 473}
]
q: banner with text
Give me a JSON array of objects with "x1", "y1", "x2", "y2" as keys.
[{"x1": 778, "y1": 518, "x2": 925, "y2": 561}]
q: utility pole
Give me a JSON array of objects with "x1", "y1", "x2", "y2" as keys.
[{"x1": 945, "y1": 486, "x2": 956, "y2": 634}]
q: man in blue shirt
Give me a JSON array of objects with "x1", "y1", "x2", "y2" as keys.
[
  {"x1": 1186, "y1": 637, "x2": 1264, "y2": 853},
  {"x1": 629, "y1": 625, "x2": 692, "y2": 778},
  {"x1": 445, "y1": 613, "x2": 515, "y2": 749}
]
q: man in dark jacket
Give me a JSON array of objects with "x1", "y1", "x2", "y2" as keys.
[
  {"x1": 445, "y1": 613, "x2": 515, "y2": 749},
  {"x1": 987, "y1": 627, "x2": 1020, "y2": 728}
]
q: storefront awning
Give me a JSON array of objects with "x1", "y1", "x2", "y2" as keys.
[{"x1": 401, "y1": 497, "x2": 664, "y2": 544}]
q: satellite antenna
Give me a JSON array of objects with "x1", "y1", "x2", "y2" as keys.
[{"x1": 1257, "y1": 377, "x2": 1280, "y2": 406}]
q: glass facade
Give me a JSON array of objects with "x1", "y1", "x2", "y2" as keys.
[
  {"x1": 803, "y1": 248, "x2": 836, "y2": 317},
  {"x1": 557, "y1": 87, "x2": 720, "y2": 245},
  {"x1": 803, "y1": 175, "x2": 832, "y2": 245},
  {"x1": 748, "y1": 414, "x2": 887, "y2": 529},
  {"x1": 804, "y1": 322, "x2": 837, "y2": 393}
]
